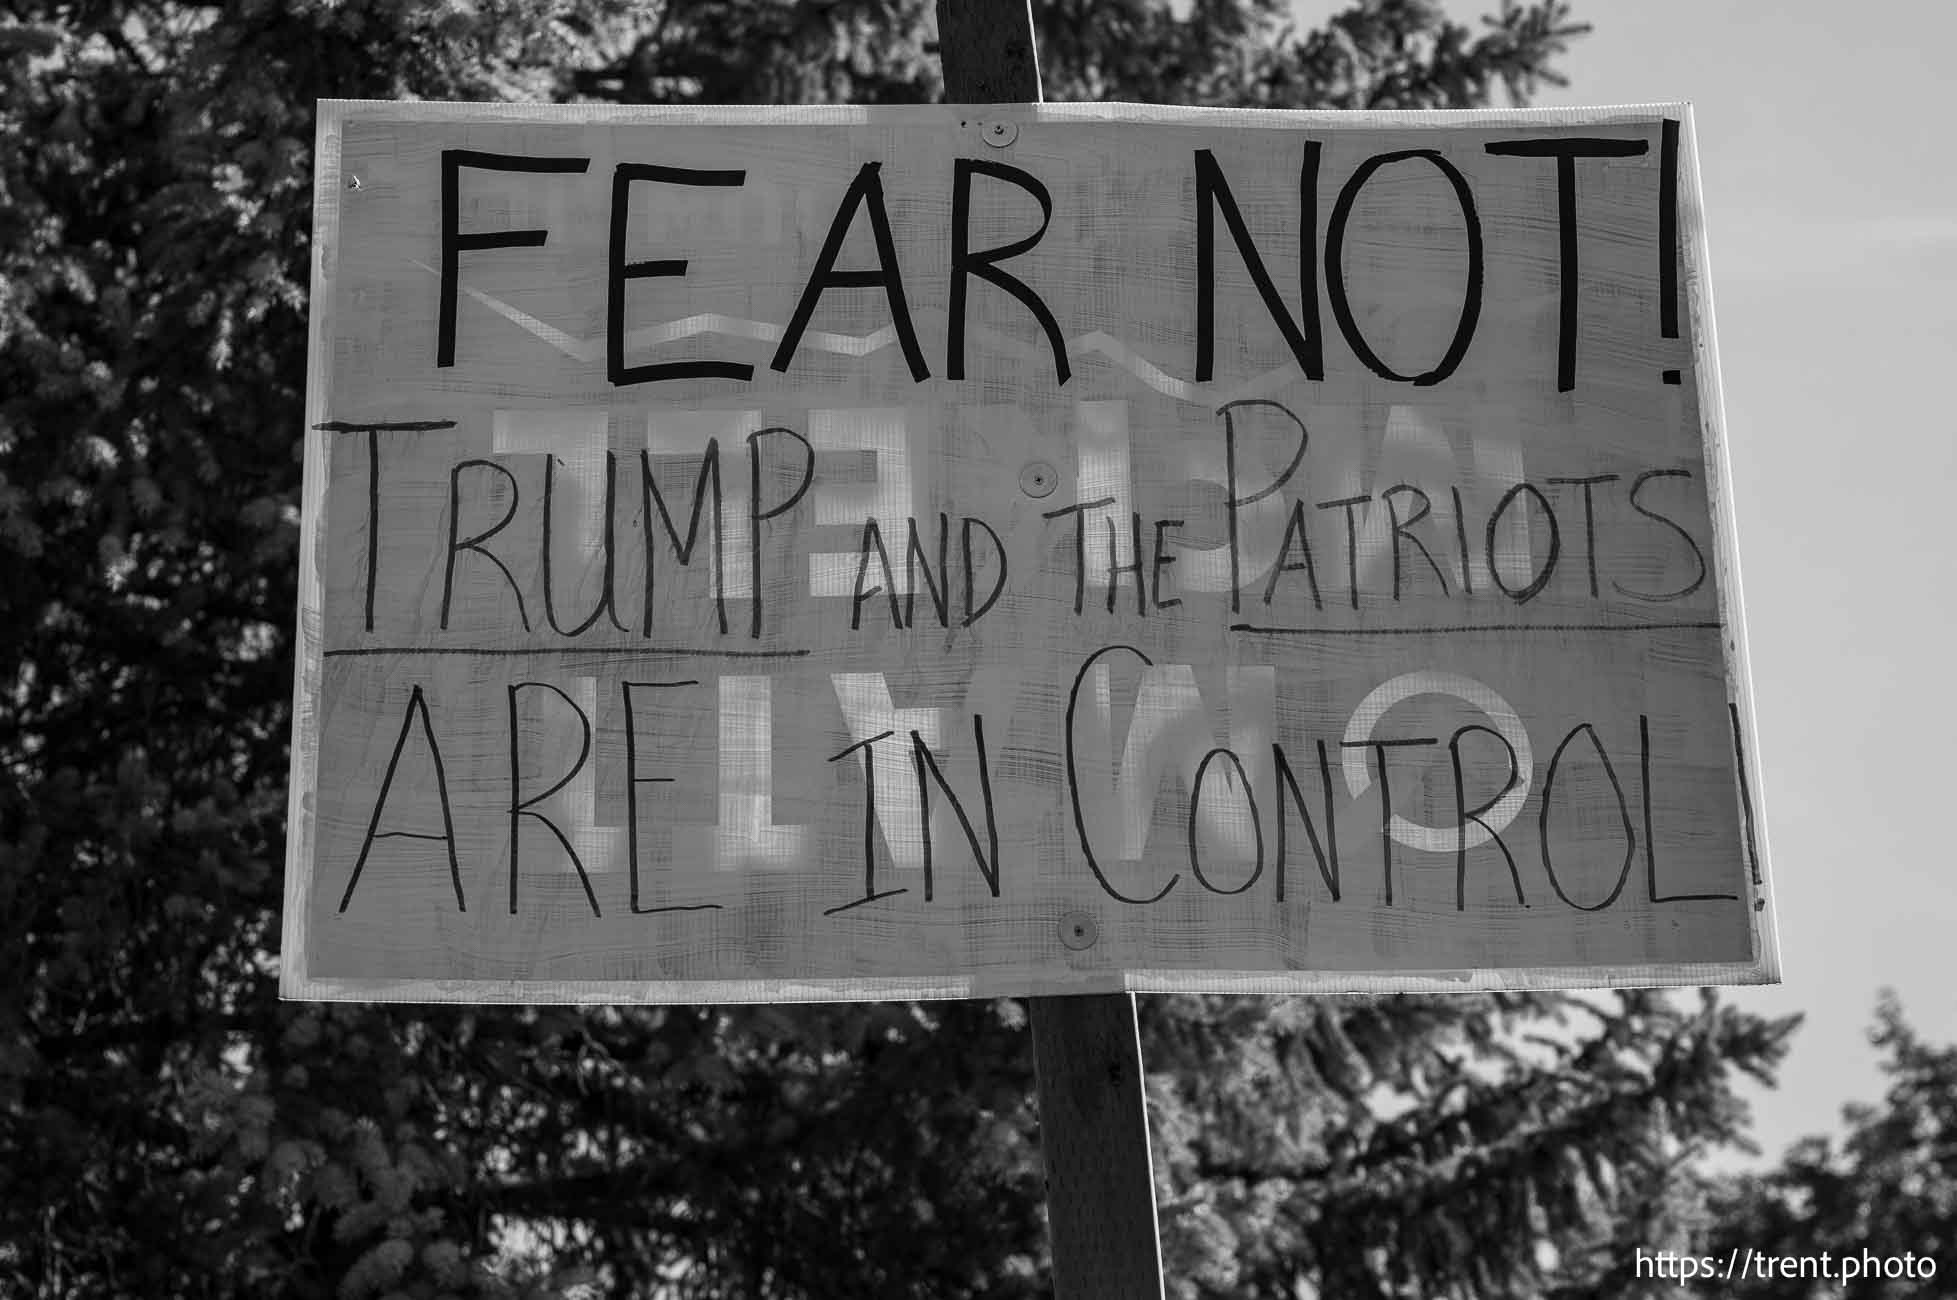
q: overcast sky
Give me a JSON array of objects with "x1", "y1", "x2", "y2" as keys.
[{"x1": 1409, "y1": 0, "x2": 1957, "y2": 1162}]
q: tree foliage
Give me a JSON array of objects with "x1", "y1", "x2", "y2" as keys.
[
  {"x1": 0, "y1": 2, "x2": 1808, "y2": 1297},
  {"x1": 1698, "y1": 996, "x2": 1955, "y2": 1299}
]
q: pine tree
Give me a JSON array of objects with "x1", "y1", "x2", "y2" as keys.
[
  {"x1": 0, "y1": 3, "x2": 1798, "y2": 1297},
  {"x1": 1696, "y1": 995, "x2": 1952, "y2": 1300}
]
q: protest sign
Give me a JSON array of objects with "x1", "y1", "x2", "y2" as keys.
[{"x1": 283, "y1": 101, "x2": 1776, "y2": 1002}]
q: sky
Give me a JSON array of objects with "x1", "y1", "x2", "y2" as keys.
[{"x1": 1394, "y1": 0, "x2": 1957, "y2": 1163}]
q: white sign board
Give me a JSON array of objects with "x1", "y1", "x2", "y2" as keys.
[{"x1": 283, "y1": 102, "x2": 1777, "y2": 1002}]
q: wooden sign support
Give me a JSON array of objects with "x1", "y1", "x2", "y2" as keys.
[
  {"x1": 933, "y1": 6, "x2": 1168, "y2": 1295},
  {"x1": 1029, "y1": 993, "x2": 1167, "y2": 1298}
]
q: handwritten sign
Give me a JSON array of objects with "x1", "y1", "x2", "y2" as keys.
[{"x1": 282, "y1": 102, "x2": 1777, "y2": 1002}]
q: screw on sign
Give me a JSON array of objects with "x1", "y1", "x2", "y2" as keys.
[
  {"x1": 1019, "y1": 460, "x2": 1057, "y2": 498},
  {"x1": 1058, "y1": 911, "x2": 1098, "y2": 950}
]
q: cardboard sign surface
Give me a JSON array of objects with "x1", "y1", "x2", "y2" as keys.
[{"x1": 283, "y1": 102, "x2": 1777, "y2": 1002}]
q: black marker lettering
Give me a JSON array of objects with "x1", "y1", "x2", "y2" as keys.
[
  {"x1": 772, "y1": 162, "x2": 929, "y2": 382},
  {"x1": 339, "y1": 685, "x2": 463, "y2": 913},
  {"x1": 1486, "y1": 482, "x2": 1561, "y2": 604},
  {"x1": 1660, "y1": 119, "x2": 1682, "y2": 384},
  {"x1": 1151, "y1": 519, "x2": 1184, "y2": 611},
  {"x1": 1263, "y1": 499, "x2": 1323, "y2": 611},
  {"x1": 1729, "y1": 703, "x2": 1762, "y2": 889},
  {"x1": 1043, "y1": 496, "x2": 1117, "y2": 616},
  {"x1": 1381, "y1": 483, "x2": 1450, "y2": 599},
  {"x1": 365, "y1": 429, "x2": 383, "y2": 633},
  {"x1": 1341, "y1": 736, "x2": 1437, "y2": 906},
  {"x1": 905, "y1": 513, "x2": 951, "y2": 629},
  {"x1": 746, "y1": 426, "x2": 814, "y2": 638},
  {"x1": 439, "y1": 150, "x2": 590, "y2": 368},
  {"x1": 824, "y1": 730, "x2": 908, "y2": 916},
  {"x1": 318, "y1": 420, "x2": 460, "y2": 634},
  {"x1": 1483, "y1": 136, "x2": 1649, "y2": 391},
  {"x1": 1448, "y1": 724, "x2": 1525, "y2": 910},
  {"x1": 1272, "y1": 740, "x2": 1340, "y2": 901},
  {"x1": 621, "y1": 679, "x2": 720, "y2": 914},
  {"x1": 541, "y1": 451, "x2": 628, "y2": 637},
  {"x1": 1537, "y1": 722, "x2": 1635, "y2": 911},
  {"x1": 1643, "y1": 713, "x2": 1738, "y2": 902},
  {"x1": 1218, "y1": 399, "x2": 1310, "y2": 614},
  {"x1": 1548, "y1": 474, "x2": 1617, "y2": 599},
  {"x1": 909, "y1": 719, "x2": 1002, "y2": 900},
  {"x1": 851, "y1": 517, "x2": 903, "y2": 631},
  {"x1": 950, "y1": 158, "x2": 1069, "y2": 385},
  {"x1": 443, "y1": 459, "x2": 528, "y2": 632},
  {"x1": 1187, "y1": 748, "x2": 1264, "y2": 895},
  {"x1": 1612, "y1": 469, "x2": 1707, "y2": 602},
  {"x1": 608, "y1": 164, "x2": 752, "y2": 385},
  {"x1": 641, "y1": 441, "x2": 727, "y2": 637},
  {"x1": 1064, "y1": 645, "x2": 1178, "y2": 905},
  {"x1": 1105, "y1": 512, "x2": 1145, "y2": 616},
  {"x1": 1325, "y1": 149, "x2": 1483, "y2": 385},
  {"x1": 961, "y1": 516, "x2": 1008, "y2": 626},
  {"x1": 1193, "y1": 145, "x2": 1324, "y2": 383},
  {"x1": 1451, "y1": 485, "x2": 1474, "y2": 596},
  {"x1": 347, "y1": 424, "x2": 466, "y2": 632},
  {"x1": 507, "y1": 682, "x2": 602, "y2": 918},
  {"x1": 1318, "y1": 494, "x2": 1370, "y2": 610}
]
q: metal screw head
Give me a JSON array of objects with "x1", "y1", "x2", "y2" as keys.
[
  {"x1": 983, "y1": 120, "x2": 1019, "y2": 148},
  {"x1": 1058, "y1": 911, "x2": 1098, "y2": 951},
  {"x1": 1019, "y1": 460, "x2": 1057, "y2": 498}
]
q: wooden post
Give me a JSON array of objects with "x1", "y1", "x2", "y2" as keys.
[
  {"x1": 935, "y1": 5, "x2": 1167, "y2": 1296},
  {"x1": 936, "y1": 0, "x2": 1043, "y2": 101},
  {"x1": 1028, "y1": 992, "x2": 1167, "y2": 1298}
]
